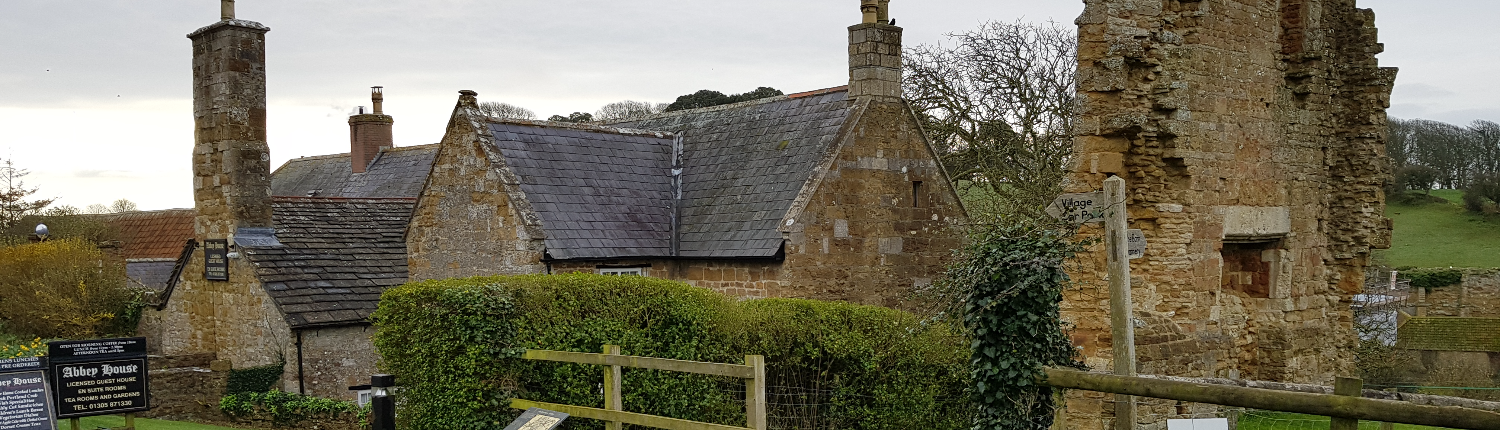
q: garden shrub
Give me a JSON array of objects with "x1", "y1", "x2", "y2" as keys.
[
  {"x1": 219, "y1": 390, "x2": 364, "y2": 426},
  {"x1": 0, "y1": 238, "x2": 142, "y2": 339},
  {"x1": 374, "y1": 273, "x2": 969, "y2": 430},
  {"x1": 227, "y1": 362, "x2": 287, "y2": 395}
]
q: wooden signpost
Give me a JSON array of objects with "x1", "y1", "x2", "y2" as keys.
[
  {"x1": 0, "y1": 356, "x2": 57, "y2": 430},
  {"x1": 1050, "y1": 176, "x2": 1139, "y2": 430},
  {"x1": 47, "y1": 337, "x2": 150, "y2": 430}
]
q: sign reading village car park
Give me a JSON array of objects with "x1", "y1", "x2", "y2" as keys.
[
  {"x1": 0, "y1": 356, "x2": 56, "y2": 430},
  {"x1": 47, "y1": 337, "x2": 150, "y2": 419}
]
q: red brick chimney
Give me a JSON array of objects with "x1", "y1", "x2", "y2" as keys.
[{"x1": 348, "y1": 86, "x2": 394, "y2": 173}]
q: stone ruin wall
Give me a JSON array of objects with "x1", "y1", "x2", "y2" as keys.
[
  {"x1": 1418, "y1": 270, "x2": 1500, "y2": 318},
  {"x1": 1062, "y1": 0, "x2": 1394, "y2": 425}
]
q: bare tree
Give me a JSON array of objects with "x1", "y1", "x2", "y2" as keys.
[
  {"x1": 476, "y1": 102, "x2": 537, "y2": 120},
  {"x1": 109, "y1": 199, "x2": 138, "y2": 213},
  {"x1": 84, "y1": 204, "x2": 110, "y2": 214},
  {"x1": 0, "y1": 157, "x2": 53, "y2": 230},
  {"x1": 595, "y1": 100, "x2": 666, "y2": 123},
  {"x1": 903, "y1": 20, "x2": 1077, "y2": 223}
]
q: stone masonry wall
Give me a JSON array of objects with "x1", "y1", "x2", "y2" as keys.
[
  {"x1": 287, "y1": 325, "x2": 379, "y2": 400},
  {"x1": 1063, "y1": 0, "x2": 1394, "y2": 427},
  {"x1": 779, "y1": 100, "x2": 967, "y2": 308},
  {"x1": 150, "y1": 17, "x2": 291, "y2": 387},
  {"x1": 408, "y1": 92, "x2": 548, "y2": 281},
  {"x1": 1420, "y1": 270, "x2": 1500, "y2": 318}
]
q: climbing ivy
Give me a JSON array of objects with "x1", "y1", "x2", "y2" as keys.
[
  {"x1": 226, "y1": 362, "x2": 286, "y2": 395},
  {"x1": 938, "y1": 221, "x2": 1086, "y2": 430}
]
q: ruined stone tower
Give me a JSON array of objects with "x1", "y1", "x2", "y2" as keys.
[
  {"x1": 146, "y1": 0, "x2": 286, "y2": 368},
  {"x1": 349, "y1": 87, "x2": 394, "y2": 173},
  {"x1": 1061, "y1": 0, "x2": 1395, "y2": 426}
]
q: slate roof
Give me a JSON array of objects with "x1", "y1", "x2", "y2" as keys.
[
  {"x1": 99, "y1": 209, "x2": 196, "y2": 260},
  {"x1": 487, "y1": 122, "x2": 676, "y2": 259},
  {"x1": 126, "y1": 261, "x2": 178, "y2": 290},
  {"x1": 1397, "y1": 316, "x2": 1500, "y2": 352},
  {"x1": 243, "y1": 197, "x2": 415, "y2": 329},
  {"x1": 612, "y1": 87, "x2": 854, "y2": 257},
  {"x1": 270, "y1": 144, "x2": 438, "y2": 198}
]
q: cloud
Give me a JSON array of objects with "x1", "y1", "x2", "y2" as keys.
[{"x1": 1392, "y1": 83, "x2": 1457, "y2": 100}]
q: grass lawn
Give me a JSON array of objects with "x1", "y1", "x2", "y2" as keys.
[
  {"x1": 1381, "y1": 189, "x2": 1500, "y2": 268},
  {"x1": 58, "y1": 415, "x2": 245, "y2": 430},
  {"x1": 1239, "y1": 411, "x2": 1448, "y2": 430}
]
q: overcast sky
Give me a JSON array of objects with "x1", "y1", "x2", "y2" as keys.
[{"x1": 0, "y1": 1, "x2": 1495, "y2": 211}]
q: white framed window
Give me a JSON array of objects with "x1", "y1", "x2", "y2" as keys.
[
  {"x1": 355, "y1": 390, "x2": 372, "y2": 407},
  {"x1": 598, "y1": 267, "x2": 645, "y2": 276}
]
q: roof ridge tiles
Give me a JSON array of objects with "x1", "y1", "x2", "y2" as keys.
[
  {"x1": 272, "y1": 196, "x2": 418, "y2": 203},
  {"x1": 484, "y1": 118, "x2": 675, "y2": 138},
  {"x1": 605, "y1": 85, "x2": 849, "y2": 126}
]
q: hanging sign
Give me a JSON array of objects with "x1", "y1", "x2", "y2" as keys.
[
  {"x1": 204, "y1": 239, "x2": 229, "y2": 281},
  {"x1": 47, "y1": 338, "x2": 150, "y2": 419},
  {"x1": 0, "y1": 356, "x2": 56, "y2": 430}
]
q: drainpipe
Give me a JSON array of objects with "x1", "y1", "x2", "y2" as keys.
[{"x1": 296, "y1": 330, "x2": 306, "y2": 395}]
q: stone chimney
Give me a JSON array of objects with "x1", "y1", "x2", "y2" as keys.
[
  {"x1": 188, "y1": 0, "x2": 272, "y2": 236},
  {"x1": 349, "y1": 86, "x2": 394, "y2": 173},
  {"x1": 849, "y1": 0, "x2": 902, "y2": 101}
]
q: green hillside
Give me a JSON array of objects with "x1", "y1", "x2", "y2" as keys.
[{"x1": 1381, "y1": 190, "x2": 1500, "y2": 268}]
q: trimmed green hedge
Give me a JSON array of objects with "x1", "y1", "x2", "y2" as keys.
[{"x1": 373, "y1": 274, "x2": 969, "y2": 430}]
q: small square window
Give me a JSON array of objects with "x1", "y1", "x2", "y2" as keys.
[
  {"x1": 598, "y1": 267, "x2": 644, "y2": 276},
  {"x1": 1221, "y1": 241, "x2": 1279, "y2": 298}
]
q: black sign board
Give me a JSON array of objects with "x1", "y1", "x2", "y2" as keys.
[
  {"x1": 0, "y1": 357, "x2": 56, "y2": 430},
  {"x1": 204, "y1": 239, "x2": 229, "y2": 281},
  {"x1": 47, "y1": 338, "x2": 150, "y2": 419},
  {"x1": 502, "y1": 408, "x2": 568, "y2": 430}
]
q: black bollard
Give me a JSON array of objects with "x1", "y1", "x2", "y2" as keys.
[{"x1": 371, "y1": 374, "x2": 396, "y2": 430}]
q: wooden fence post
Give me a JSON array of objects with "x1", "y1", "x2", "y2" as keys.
[
  {"x1": 1331, "y1": 377, "x2": 1362, "y2": 430},
  {"x1": 604, "y1": 345, "x2": 624, "y2": 430},
  {"x1": 1104, "y1": 175, "x2": 1137, "y2": 430},
  {"x1": 745, "y1": 355, "x2": 767, "y2": 430}
]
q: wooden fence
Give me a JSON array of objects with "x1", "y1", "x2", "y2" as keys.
[
  {"x1": 1041, "y1": 367, "x2": 1500, "y2": 429},
  {"x1": 510, "y1": 346, "x2": 766, "y2": 430}
]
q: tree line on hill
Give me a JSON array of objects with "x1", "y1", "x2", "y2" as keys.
[{"x1": 1387, "y1": 118, "x2": 1500, "y2": 212}]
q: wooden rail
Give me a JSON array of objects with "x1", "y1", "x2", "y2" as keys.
[
  {"x1": 1040, "y1": 367, "x2": 1500, "y2": 430},
  {"x1": 513, "y1": 346, "x2": 767, "y2": 430}
]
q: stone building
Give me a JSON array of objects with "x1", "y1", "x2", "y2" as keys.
[
  {"x1": 1060, "y1": 0, "x2": 1396, "y2": 426},
  {"x1": 133, "y1": 0, "x2": 965, "y2": 400},
  {"x1": 405, "y1": 4, "x2": 965, "y2": 306},
  {"x1": 1395, "y1": 315, "x2": 1500, "y2": 392},
  {"x1": 141, "y1": 4, "x2": 421, "y2": 400}
]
